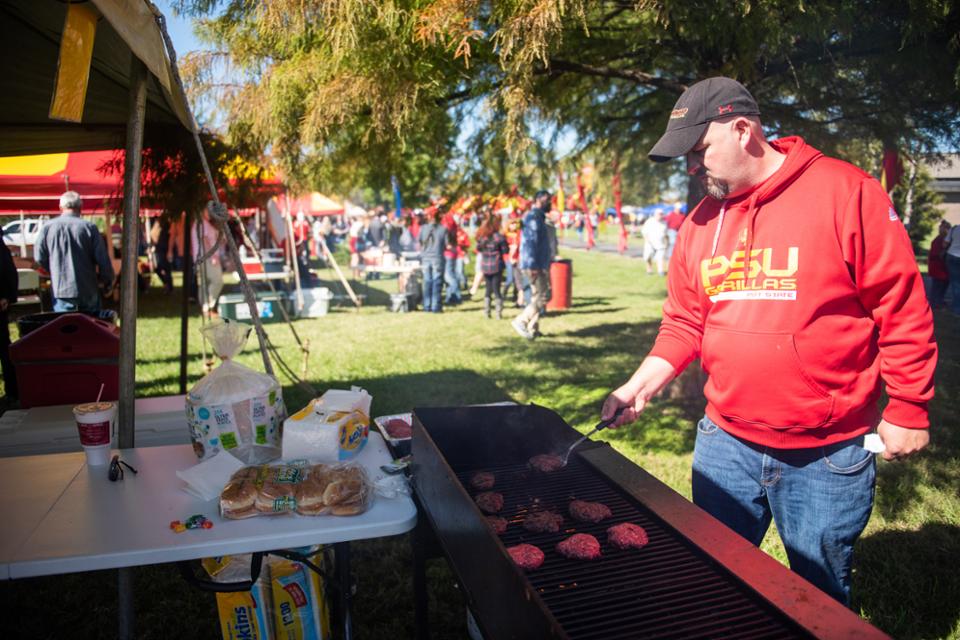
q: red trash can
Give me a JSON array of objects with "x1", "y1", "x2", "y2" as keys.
[
  {"x1": 547, "y1": 258, "x2": 572, "y2": 311},
  {"x1": 9, "y1": 313, "x2": 120, "y2": 408}
]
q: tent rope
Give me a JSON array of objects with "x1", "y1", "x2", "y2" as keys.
[
  {"x1": 152, "y1": 3, "x2": 318, "y2": 394},
  {"x1": 151, "y1": 4, "x2": 274, "y2": 378}
]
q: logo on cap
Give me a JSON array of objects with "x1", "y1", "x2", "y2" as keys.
[
  {"x1": 670, "y1": 107, "x2": 689, "y2": 120},
  {"x1": 717, "y1": 104, "x2": 734, "y2": 115}
]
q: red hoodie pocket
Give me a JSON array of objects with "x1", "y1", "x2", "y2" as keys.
[{"x1": 701, "y1": 327, "x2": 834, "y2": 429}]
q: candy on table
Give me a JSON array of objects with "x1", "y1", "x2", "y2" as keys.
[{"x1": 170, "y1": 514, "x2": 214, "y2": 533}]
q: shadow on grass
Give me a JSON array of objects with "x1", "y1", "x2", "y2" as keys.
[{"x1": 854, "y1": 522, "x2": 960, "y2": 639}]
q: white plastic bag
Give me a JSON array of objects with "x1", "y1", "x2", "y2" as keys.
[{"x1": 186, "y1": 320, "x2": 285, "y2": 464}]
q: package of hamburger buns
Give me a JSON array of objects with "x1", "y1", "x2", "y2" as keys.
[
  {"x1": 220, "y1": 462, "x2": 372, "y2": 519},
  {"x1": 186, "y1": 320, "x2": 286, "y2": 465}
]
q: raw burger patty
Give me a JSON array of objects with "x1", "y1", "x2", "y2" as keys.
[
  {"x1": 569, "y1": 499, "x2": 613, "y2": 523},
  {"x1": 523, "y1": 510, "x2": 564, "y2": 533},
  {"x1": 384, "y1": 418, "x2": 412, "y2": 439},
  {"x1": 470, "y1": 471, "x2": 495, "y2": 490},
  {"x1": 507, "y1": 544, "x2": 545, "y2": 570},
  {"x1": 486, "y1": 516, "x2": 508, "y2": 535},
  {"x1": 529, "y1": 454, "x2": 563, "y2": 473},
  {"x1": 607, "y1": 523, "x2": 649, "y2": 550},
  {"x1": 475, "y1": 491, "x2": 504, "y2": 514},
  {"x1": 556, "y1": 533, "x2": 602, "y2": 560}
]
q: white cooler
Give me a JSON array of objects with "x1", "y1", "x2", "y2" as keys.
[{"x1": 296, "y1": 287, "x2": 333, "y2": 318}]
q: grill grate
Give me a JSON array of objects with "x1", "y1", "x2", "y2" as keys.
[{"x1": 457, "y1": 457, "x2": 812, "y2": 640}]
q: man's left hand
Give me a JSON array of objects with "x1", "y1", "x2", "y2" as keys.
[{"x1": 876, "y1": 419, "x2": 929, "y2": 461}]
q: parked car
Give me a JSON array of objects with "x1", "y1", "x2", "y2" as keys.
[{"x1": 2, "y1": 219, "x2": 42, "y2": 246}]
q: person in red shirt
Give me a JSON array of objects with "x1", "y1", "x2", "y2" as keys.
[
  {"x1": 927, "y1": 220, "x2": 950, "y2": 309},
  {"x1": 601, "y1": 77, "x2": 935, "y2": 605},
  {"x1": 440, "y1": 210, "x2": 461, "y2": 305},
  {"x1": 663, "y1": 202, "x2": 686, "y2": 264}
]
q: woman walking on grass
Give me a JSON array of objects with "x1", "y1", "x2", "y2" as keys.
[{"x1": 475, "y1": 213, "x2": 509, "y2": 319}]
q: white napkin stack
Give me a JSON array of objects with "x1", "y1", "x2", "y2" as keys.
[{"x1": 176, "y1": 451, "x2": 246, "y2": 501}]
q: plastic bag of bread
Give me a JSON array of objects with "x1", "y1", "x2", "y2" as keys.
[
  {"x1": 186, "y1": 320, "x2": 286, "y2": 464},
  {"x1": 295, "y1": 463, "x2": 372, "y2": 517}
]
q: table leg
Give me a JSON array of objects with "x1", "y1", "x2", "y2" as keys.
[
  {"x1": 413, "y1": 517, "x2": 430, "y2": 640},
  {"x1": 334, "y1": 541, "x2": 352, "y2": 640},
  {"x1": 118, "y1": 566, "x2": 135, "y2": 639}
]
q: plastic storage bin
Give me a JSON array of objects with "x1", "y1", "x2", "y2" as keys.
[
  {"x1": 219, "y1": 291, "x2": 291, "y2": 323},
  {"x1": 9, "y1": 313, "x2": 120, "y2": 408},
  {"x1": 295, "y1": 287, "x2": 333, "y2": 318}
]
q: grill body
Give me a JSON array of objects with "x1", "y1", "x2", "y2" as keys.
[{"x1": 411, "y1": 404, "x2": 889, "y2": 640}]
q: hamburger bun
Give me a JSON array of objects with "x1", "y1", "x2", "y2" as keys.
[{"x1": 220, "y1": 480, "x2": 258, "y2": 519}]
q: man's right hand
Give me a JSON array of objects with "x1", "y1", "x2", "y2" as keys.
[{"x1": 601, "y1": 355, "x2": 677, "y2": 428}]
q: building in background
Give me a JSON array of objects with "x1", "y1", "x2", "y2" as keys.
[{"x1": 926, "y1": 154, "x2": 960, "y2": 225}]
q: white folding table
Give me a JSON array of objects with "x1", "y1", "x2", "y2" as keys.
[{"x1": 0, "y1": 432, "x2": 416, "y2": 638}]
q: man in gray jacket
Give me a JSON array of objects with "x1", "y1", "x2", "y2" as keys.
[{"x1": 35, "y1": 191, "x2": 115, "y2": 313}]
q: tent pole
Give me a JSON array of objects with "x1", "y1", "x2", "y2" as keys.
[
  {"x1": 118, "y1": 56, "x2": 147, "y2": 450},
  {"x1": 116, "y1": 55, "x2": 147, "y2": 640},
  {"x1": 179, "y1": 211, "x2": 192, "y2": 394}
]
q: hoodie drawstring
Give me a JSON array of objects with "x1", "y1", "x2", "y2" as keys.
[
  {"x1": 709, "y1": 193, "x2": 761, "y2": 265},
  {"x1": 710, "y1": 201, "x2": 727, "y2": 258}
]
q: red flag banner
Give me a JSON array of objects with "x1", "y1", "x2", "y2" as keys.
[
  {"x1": 613, "y1": 168, "x2": 627, "y2": 254},
  {"x1": 880, "y1": 148, "x2": 902, "y2": 194},
  {"x1": 577, "y1": 172, "x2": 594, "y2": 249}
]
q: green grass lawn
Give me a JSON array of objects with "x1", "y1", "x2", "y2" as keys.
[{"x1": 4, "y1": 245, "x2": 959, "y2": 639}]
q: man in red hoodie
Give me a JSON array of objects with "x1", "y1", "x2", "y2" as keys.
[{"x1": 601, "y1": 77, "x2": 936, "y2": 605}]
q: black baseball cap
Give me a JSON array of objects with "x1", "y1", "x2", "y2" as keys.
[{"x1": 648, "y1": 77, "x2": 760, "y2": 162}]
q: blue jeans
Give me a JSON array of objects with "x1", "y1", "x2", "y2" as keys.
[
  {"x1": 421, "y1": 261, "x2": 443, "y2": 312},
  {"x1": 53, "y1": 295, "x2": 101, "y2": 314},
  {"x1": 443, "y1": 257, "x2": 461, "y2": 304},
  {"x1": 692, "y1": 416, "x2": 875, "y2": 605},
  {"x1": 946, "y1": 254, "x2": 960, "y2": 314}
]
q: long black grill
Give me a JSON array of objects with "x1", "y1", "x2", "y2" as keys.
[
  {"x1": 456, "y1": 459, "x2": 809, "y2": 640},
  {"x1": 411, "y1": 404, "x2": 888, "y2": 640}
]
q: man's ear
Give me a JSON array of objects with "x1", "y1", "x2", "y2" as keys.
[{"x1": 734, "y1": 117, "x2": 753, "y2": 148}]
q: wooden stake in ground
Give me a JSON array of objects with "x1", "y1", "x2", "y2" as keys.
[{"x1": 320, "y1": 240, "x2": 362, "y2": 307}]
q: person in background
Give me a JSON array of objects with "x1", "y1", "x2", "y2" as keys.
[
  {"x1": 455, "y1": 224, "x2": 471, "y2": 294},
  {"x1": 441, "y1": 210, "x2": 462, "y2": 306},
  {"x1": 475, "y1": 213, "x2": 509, "y2": 319},
  {"x1": 927, "y1": 220, "x2": 950, "y2": 309},
  {"x1": 944, "y1": 218, "x2": 960, "y2": 314},
  {"x1": 34, "y1": 191, "x2": 114, "y2": 314},
  {"x1": 664, "y1": 202, "x2": 686, "y2": 262},
  {"x1": 151, "y1": 217, "x2": 174, "y2": 294},
  {"x1": 0, "y1": 228, "x2": 18, "y2": 406},
  {"x1": 417, "y1": 209, "x2": 448, "y2": 313},
  {"x1": 503, "y1": 210, "x2": 522, "y2": 306},
  {"x1": 348, "y1": 213, "x2": 367, "y2": 279},
  {"x1": 511, "y1": 190, "x2": 552, "y2": 340},
  {"x1": 368, "y1": 206, "x2": 386, "y2": 250},
  {"x1": 602, "y1": 77, "x2": 935, "y2": 605},
  {"x1": 641, "y1": 209, "x2": 668, "y2": 276},
  {"x1": 293, "y1": 211, "x2": 312, "y2": 276},
  {"x1": 399, "y1": 215, "x2": 416, "y2": 253},
  {"x1": 192, "y1": 204, "x2": 225, "y2": 318}
]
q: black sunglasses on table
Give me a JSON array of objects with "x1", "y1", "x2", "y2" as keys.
[{"x1": 108, "y1": 455, "x2": 139, "y2": 481}]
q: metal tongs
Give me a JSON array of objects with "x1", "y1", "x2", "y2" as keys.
[{"x1": 560, "y1": 407, "x2": 625, "y2": 467}]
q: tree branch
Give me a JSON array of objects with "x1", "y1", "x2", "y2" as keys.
[{"x1": 545, "y1": 59, "x2": 690, "y2": 93}]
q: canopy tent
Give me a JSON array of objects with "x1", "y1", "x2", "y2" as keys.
[
  {"x1": 278, "y1": 192, "x2": 345, "y2": 217},
  {"x1": 0, "y1": 151, "x2": 121, "y2": 212},
  {"x1": 0, "y1": 0, "x2": 192, "y2": 156},
  {"x1": 0, "y1": 150, "x2": 285, "y2": 214},
  {"x1": 1, "y1": 4, "x2": 197, "y2": 635}
]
